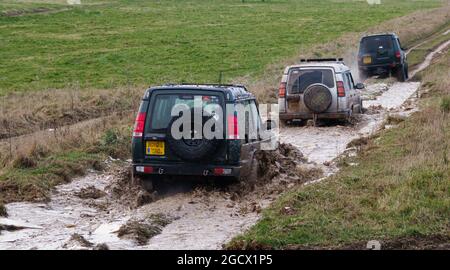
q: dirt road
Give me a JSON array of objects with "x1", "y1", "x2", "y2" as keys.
[{"x1": 0, "y1": 40, "x2": 446, "y2": 250}]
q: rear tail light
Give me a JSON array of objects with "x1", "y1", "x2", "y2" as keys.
[
  {"x1": 278, "y1": 82, "x2": 286, "y2": 98},
  {"x1": 136, "y1": 166, "x2": 153, "y2": 173},
  {"x1": 213, "y1": 168, "x2": 232, "y2": 175},
  {"x1": 337, "y1": 81, "x2": 345, "y2": 97},
  {"x1": 395, "y1": 51, "x2": 401, "y2": 59},
  {"x1": 227, "y1": 114, "x2": 239, "y2": 139},
  {"x1": 133, "y1": 112, "x2": 146, "y2": 137}
]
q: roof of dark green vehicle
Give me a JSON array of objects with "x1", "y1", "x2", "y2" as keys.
[
  {"x1": 360, "y1": 33, "x2": 399, "y2": 40},
  {"x1": 144, "y1": 84, "x2": 255, "y2": 101}
]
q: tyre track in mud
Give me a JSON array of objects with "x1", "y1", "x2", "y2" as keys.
[{"x1": 0, "y1": 39, "x2": 448, "y2": 250}]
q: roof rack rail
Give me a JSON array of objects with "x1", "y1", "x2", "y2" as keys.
[
  {"x1": 163, "y1": 83, "x2": 247, "y2": 89},
  {"x1": 300, "y1": 58, "x2": 344, "y2": 63}
]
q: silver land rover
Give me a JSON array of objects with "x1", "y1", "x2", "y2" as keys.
[{"x1": 278, "y1": 59, "x2": 364, "y2": 125}]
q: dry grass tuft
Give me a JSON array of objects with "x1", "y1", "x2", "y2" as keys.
[
  {"x1": 0, "y1": 85, "x2": 143, "y2": 140},
  {"x1": 0, "y1": 203, "x2": 7, "y2": 217},
  {"x1": 117, "y1": 214, "x2": 172, "y2": 245}
]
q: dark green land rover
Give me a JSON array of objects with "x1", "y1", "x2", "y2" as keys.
[
  {"x1": 358, "y1": 33, "x2": 409, "y2": 82},
  {"x1": 131, "y1": 84, "x2": 275, "y2": 189}
]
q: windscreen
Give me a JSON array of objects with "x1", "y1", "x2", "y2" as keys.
[
  {"x1": 360, "y1": 35, "x2": 393, "y2": 53},
  {"x1": 149, "y1": 94, "x2": 221, "y2": 130},
  {"x1": 288, "y1": 69, "x2": 334, "y2": 94}
]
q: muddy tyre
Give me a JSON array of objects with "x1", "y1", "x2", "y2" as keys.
[
  {"x1": 281, "y1": 120, "x2": 291, "y2": 126},
  {"x1": 166, "y1": 111, "x2": 221, "y2": 162},
  {"x1": 239, "y1": 152, "x2": 259, "y2": 184},
  {"x1": 132, "y1": 170, "x2": 154, "y2": 192},
  {"x1": 303, "y1": 84, "x2": 332, "y2": 113},
  {"x1": 141, "y1": 179, "x2": 154, "y2": 192},
  {"x1": 353, "y1": 99, "x2": 363, "y2": 114},
  {"x1": 396, "y1": 65, "x2": 407, "y2": 82}
]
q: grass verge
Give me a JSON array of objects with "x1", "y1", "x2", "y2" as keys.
[
  {"x1": 227, "y1": 51, "x2": 450, "y2": 250},
  {"x1": 0, "y1": 117, "x2": 133, "y2": 204},
  {"x1": 407, "y1": 22, "x2": 450, "y2": 68}
]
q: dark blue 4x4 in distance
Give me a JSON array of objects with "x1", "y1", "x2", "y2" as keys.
[
  {"x1": 358, "y1": 33, "x2": 409, "y2": 82},
  {"x1": 131, "y1": 84, "x2": 274, "y2": 189}
]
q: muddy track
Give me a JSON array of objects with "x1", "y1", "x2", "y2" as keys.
[
  {"x1": 0, "y1": 39, "x2": 448, "y2": 250},
  {"x1": 410, "y1": 39, "x2": 450, "y2": 78}
]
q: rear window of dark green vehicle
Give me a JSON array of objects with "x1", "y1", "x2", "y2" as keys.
[
  {"x1": 148, "y1": 94, "x2": 221, "y2": 131},
  {"x1": 360, "y1": 35, "x2": 393, "y2": 53}
]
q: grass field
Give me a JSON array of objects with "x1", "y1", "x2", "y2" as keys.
[
  {"x1": 228, "y1": 51, "x2": 450, "y2": 249},
  {"x1": 0, "y1": 0, "x2": 443, "y2": 95}
]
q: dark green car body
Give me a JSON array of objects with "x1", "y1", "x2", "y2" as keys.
[
  {"x1": 358, "y1": 33, "x2": 409, "y2": 81},
  {"x1": 131, "y1": 84, "x2": 267, "y2": 182}
]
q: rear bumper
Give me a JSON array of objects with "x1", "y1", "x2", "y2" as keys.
[
  {"x1": 280, "y1": 111, "x2": 350, "y2": 121},
  {"x1": 359, "y1": 63, "x2": 399, "y2": 73},
  {"x1": 132, "y1": 162, "x2": 241, "y2": 178}
]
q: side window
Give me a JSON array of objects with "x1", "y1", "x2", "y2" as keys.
[
  {"x1": 347, "y1": 73, "x2": 355, "y2": 89},
  {"x1": 343, "y1": 73, "x2": 352, "y2": 90}
]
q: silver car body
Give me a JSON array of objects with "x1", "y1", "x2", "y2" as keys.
[{"x1": 279, "y1": 61, "x2": 362, "y2": 122}]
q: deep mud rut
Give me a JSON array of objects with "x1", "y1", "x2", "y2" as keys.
[{"x1": 0, "y1": 41, "x2": 446, "y2": 250}]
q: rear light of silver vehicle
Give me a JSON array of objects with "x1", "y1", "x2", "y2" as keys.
[
  {"x1": 395, "y1": 51, "x2": 401, "y2": 59},
  {"x1": 337, "y1": 81, "x2": 345, "y2": 97},
  {"x1": 133, "y1": 112, "x2": 146, "y2": 137},
  {"x1": 278, "y1": 82, "x2": 286, "y2": 98}
]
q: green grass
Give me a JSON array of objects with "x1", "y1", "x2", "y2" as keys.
[
  {"x1": 228, "y1": 52, "x2": 450, "y2": 249},
  {"x1": 0, "y1": 0, "x2": 442, "y2": 95}
]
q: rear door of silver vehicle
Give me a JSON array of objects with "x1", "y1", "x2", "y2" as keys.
[{"x1": 286, "y1": 67, "x2": 336, "y2": 114}]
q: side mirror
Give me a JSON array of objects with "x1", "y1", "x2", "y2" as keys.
[
  {"x1": 355, "y1": 83, "x2": 365, "y2": 90},
  {"x1": 401, "y1": 47, "x2": 407, "y2": 51}
]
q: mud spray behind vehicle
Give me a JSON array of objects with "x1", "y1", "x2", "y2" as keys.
[{"x1": 131, "y1": 84, "x2": 276, "y2": 189}]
